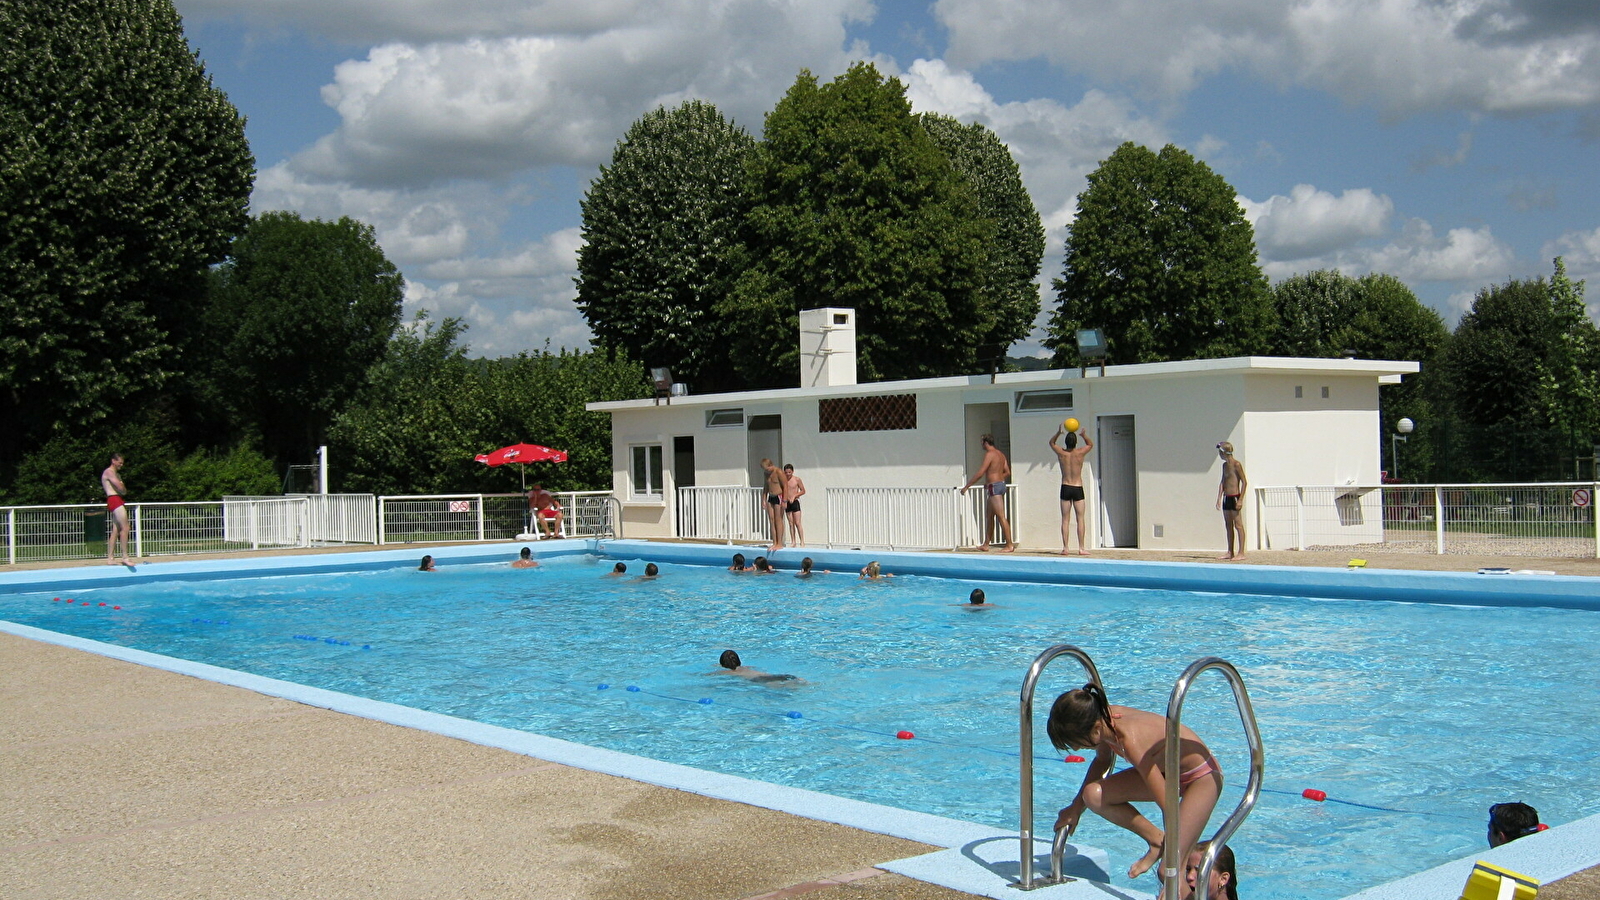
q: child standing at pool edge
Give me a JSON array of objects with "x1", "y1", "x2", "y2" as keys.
[{"x1": 1048, "y1": 682, "x2": 1222, "y2": 883}]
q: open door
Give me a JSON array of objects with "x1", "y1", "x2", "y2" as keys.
[{"x1": 1096, "y1": 415, "x2": 1138, "y2": 548}]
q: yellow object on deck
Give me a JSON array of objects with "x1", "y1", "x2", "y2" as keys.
[
  {"x1": 1348, "y1": 559, "x2": 1367, "y2": 568},
  {"x1": 1458, "y1": 860, "x2": 1538, "y2": 900}
]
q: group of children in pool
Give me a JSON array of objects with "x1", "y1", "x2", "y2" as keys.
[{"x1": 418, "y1": 548, "x2": 1547, "y2": 897}]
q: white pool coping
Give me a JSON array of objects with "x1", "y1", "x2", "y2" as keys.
[{"x1": 4, "y1": 540, "x2": 1598, "y2": 899}]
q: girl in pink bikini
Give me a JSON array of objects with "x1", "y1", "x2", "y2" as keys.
[{"x1": 1047, "y1": 683, "x2": 1222, "y2": 882}]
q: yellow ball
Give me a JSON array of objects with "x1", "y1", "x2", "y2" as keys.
[{"x1": 1063, "y1": 417, "x2": 1080, "y2": 433}]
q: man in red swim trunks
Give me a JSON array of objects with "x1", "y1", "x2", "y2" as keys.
[
  {"x1": 101, "y1": 453, "x2": 133, "y2": 565},
  {"x1": 527, "y1": 484, "x2": 564, "y2": 538}
]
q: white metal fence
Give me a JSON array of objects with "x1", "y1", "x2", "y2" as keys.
[
  {"x1": 2, "y1": 497, "x2": 329, "y2": 564},
  {"x1": 375, "y1": 491, "x2": 619, "y2": 545},
  {"x1": 1257, "y1": 483, "x2": 1599, "y2": 558},
  {"x1": 825, "y1": 485, "x2": 1019, "y2": 550},
  {"x1": 674, "y1": 486, "x2": 771, "y2": 543}
]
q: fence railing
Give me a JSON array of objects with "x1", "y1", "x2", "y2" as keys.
[
  {"x1": 375, "y1": 491, "x2": 618, "y2": 545},
  {"x1": 674, "y1": 486, "x2": 770, "y2": 543},
  {"x1": 825, "y1": 485, "x2": 1019, "y2": 550},
  {"x1": 1257, "y1": 483, "x2": 1599, "y2": 558},
  {"x1": 2, "y1": 497, "x2": 320, "y2": 565}
]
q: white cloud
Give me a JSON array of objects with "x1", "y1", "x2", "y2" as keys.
[
  {"x1": 180, "y1": 0, "x2": 680, "y2": 45},
  {"x1": 933, "y1": 0, "x2": 1600, "y2": 115},
  {"x1": 1241, "y1": 184, "x2": 1393, "y2": 261},
  {"x1": 1260, "y1": 218, "x2": 1517, "y2": 292}
]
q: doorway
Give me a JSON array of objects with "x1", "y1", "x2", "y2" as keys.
[
  {"x1": 1096, "y1": 415, "x2": 1138, "y2": 548},
  {"x1": 746, "y1": 415, "x2": 782, "y2": 487}
]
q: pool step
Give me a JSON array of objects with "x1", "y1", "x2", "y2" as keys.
[{"x1": 880, "y1": 836, "x2": 1149, "y2": 900}]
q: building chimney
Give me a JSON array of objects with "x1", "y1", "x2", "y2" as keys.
[{"x1": 798, "y1": 307, "x2": 857, "y2": 387}]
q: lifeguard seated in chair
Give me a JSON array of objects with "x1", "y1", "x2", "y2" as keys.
[{"x1": 527, "y1": 484, "x2": 565, "y2": 538}]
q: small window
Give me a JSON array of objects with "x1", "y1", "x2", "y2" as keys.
[
  {"x1": 1014, "y1": 389, "x2": 1074, "y2": 413},
  {"x1": 630, "y1": 444, "x2": 664, "y2": 500},
  {"x1": 1295, "y1": 386, "x2": 1304, "y2": 398},
  {"x1": 705, "y1": 408, "x2": 744, "y2": 428},
  {"x1": 1321, "y1": 386, "x2": 1330, "y2": 399}
]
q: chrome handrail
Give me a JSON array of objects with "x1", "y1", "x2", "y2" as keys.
[
  {"x1": 1017, "y1": 644, "x2": 1104, "y2": 890},
  {"x1": 1158, "y1": 657, "x2": 1264, "y2": 900}
]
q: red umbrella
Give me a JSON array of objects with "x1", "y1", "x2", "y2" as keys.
[{"x1": 475, "y1": 443, "x2": 568, "y2": 488}]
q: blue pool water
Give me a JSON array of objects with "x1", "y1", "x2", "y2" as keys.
[{"x1": 4, "y1": 553, "x2": 1598, "y2": 899}]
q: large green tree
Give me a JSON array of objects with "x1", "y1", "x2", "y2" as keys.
[
  {"x1": 203, "y1": 211, "x2": 404, "y2": 464},
  {"x1": 721, "y1": 64, "x2": 991, "y2": 387},
  {"x1": 575, "y1": 100, "x2": 754, "y2": 394},
  {"x1": 0, "y1": 0, "x2": 253, "y2": 466},
  {"x1": 1047, "y1": 142, "x2": 1272, "y2": 366},
  {"x1": 1442, "y1": 258, "x2": 1598, "y2": 430},
  {"x1": 919, "y1": 113, "x2": 1045, "y2": 362}
]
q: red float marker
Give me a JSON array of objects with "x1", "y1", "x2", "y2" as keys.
[
  {"x1": 1537, "y1": 824, "x2": 1548, "y2": 832},
  {"x1": 1302, "y1": 788, "x2": 1327, "y2": 802},
  {"x1": 113, "y1": 606, "x2": 121, "y2": 610},
  {"x1": 99, "y1": 603, "x2": 107, "y2": 607},
  {"x1": 896, "y1": 730, "x2": 914, "y2": 740},
  {"x1": 1065, "y1": 755, "x2": 1087, "y2": 763}
]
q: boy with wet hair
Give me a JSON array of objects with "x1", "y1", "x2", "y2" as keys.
[{"x1": 1487, "y1": 802, "x2": 1541, "y2": 847}]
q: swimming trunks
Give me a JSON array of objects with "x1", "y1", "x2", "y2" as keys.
[
  {"x1": 1222, "y1": 494, "x2": 1240, "y2": 511},
  {"x1": 1059, "y1": 484, "x2": 1085, "y2": 503},
  {"x1": 766, "y1": 494, "x2": 781, "y2": 506},
  {"x1": 106, "y1": 495, "x2": 125, "y2": 512},
  {"x1": 986, "y1": 482, "x2": 1007, "y2": 497},
  {"x1": 539, "y1": 509, "x2": 559, "y2": 518},
  {"x1": 785, "y1": 499, "x2": 800, "y2": 513}
]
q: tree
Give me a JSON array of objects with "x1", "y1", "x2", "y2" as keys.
[
  {"x1": 1443, "y1": 275, "x2": 1563, "y2": 430},
  {"x1": 329, "y1": 315, "x2": 651, "y2": 496},
  {"x1": 575, "y1": 101, "x2": 754, "y2": 395},
  {"x1": 1047, "y1": 142, "x2": 1272, "y2": 366},
  {"x1": 204, "y1": 211, "x2": 404, "y2": 465},
  {"x1": 721, "y1": 64, "x2": 991, "y2": 387},
  {"x1": 919, "y1": 113, "x2": 1045, "y2": 361},
  {"x1": 1536, "y1": 258, "x2": 1600, "y2": 441},
  {"x1": 0, "y1": 0, "x2": 253, "y2": 467}
]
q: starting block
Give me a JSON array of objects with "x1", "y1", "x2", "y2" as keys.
[{"x1": 1459, "y1": 860, "x2": 1538, "y2": 900}]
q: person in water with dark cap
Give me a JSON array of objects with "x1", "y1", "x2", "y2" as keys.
[
  {"x1": 1487, "y1": 802, "x2": 1542, "y2": 847},
  {"x1": 715, "y1": 650, "x2": 799, "y2": 684}
]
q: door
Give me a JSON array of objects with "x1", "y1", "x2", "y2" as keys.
[
  {"x1": 1097, "y1": 415, "x2": 1137, "y2": 548},
  {"x1": 746, "y1": 415, "x2": 782, "y2": 488}
]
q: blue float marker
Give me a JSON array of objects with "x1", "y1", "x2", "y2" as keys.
[
  {"x1": 698, "y1": 698, "x2": 713, "y2": 705},
  {"x1": 787, "y1": 711, "x2": 803, "y2": 719},
  {"x1": 362, "y1": 645, "x2": 372, "y2": 650},
  {"x1": 626, "y1": 685, "x2": 640, "y2": 692},
  {"x1": 597, "y1": 683, "x2": 610, "y2": 690}
]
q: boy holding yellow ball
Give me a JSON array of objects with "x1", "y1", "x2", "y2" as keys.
[{"x1": 1049, "y1": 419, "x2": 1094, "y2": 555}]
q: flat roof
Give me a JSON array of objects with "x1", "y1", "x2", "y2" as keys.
[{"x1": 587, "y1": 356, "x2": 1422, "y2": 412}]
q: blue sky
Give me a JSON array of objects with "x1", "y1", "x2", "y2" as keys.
[{"x1": 175, "y1": 0, "x2": 1600, "y2": 359}]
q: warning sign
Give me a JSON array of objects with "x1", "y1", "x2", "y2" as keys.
[{"x1": 1575, "y1": 488, "x2": 1593, "y2": 508}]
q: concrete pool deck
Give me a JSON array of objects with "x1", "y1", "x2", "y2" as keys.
[{"x1": 4, "y1": 543, "x2": 1599, "y2": 899}]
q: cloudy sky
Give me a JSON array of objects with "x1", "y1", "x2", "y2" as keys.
[{"x1": 176, "y1": 0, "x2": 1600, "y2": 359}]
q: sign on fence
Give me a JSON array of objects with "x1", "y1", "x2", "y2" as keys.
[{"x1": 1575, "y1": 488, "x2": 1593, "y2": 509}]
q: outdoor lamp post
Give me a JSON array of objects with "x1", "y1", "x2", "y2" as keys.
[{"x1": 1392, "y1": 417, "x2": 1414, "y2": 481}]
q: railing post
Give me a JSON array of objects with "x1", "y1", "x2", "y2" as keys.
[
  {"x1": 7, "y1": 507, "x2": 14, "y2": 565},
  {"x1": 1593, "y1": 482, "x2": 1598, "y2": 560},
  {"x1": 477, "y1": 495, "x2": 485, "y2": 542},
  {"x1": 1294, "y1": 487, "x2": 1305, "y2": 551},
  {"x1": 133, "y1": 504, "x2": 144, "y2": 559},
  {"x1": 1434, "y1": 486, "x2": 1445, "y2": 554},
  {"x1": 250, "y1": 502, "x2": 260, "y2": 551},
  {"x1": 377, "y1": 496, "x2": 387, "y2": 546}
]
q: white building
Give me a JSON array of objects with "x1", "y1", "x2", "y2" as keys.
[{"x1": 587, "y1": 309, "x2": 1419, "y2": 553}]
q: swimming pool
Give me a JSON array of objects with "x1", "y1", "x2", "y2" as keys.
[{"x1": 3, "y1": 543, "x2": 1598, "y2": 900}]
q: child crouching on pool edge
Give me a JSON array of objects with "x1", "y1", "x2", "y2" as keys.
[{"x1": 1048, "y1": 682, "x2": 1222, "y2": 882}]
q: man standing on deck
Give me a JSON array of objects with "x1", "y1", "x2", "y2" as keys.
[
  {"x1": 761, "y1": 458, "x2": 788, "y2": 554},
  {"x1": 782, "y1": 463, "x2": 806, "y2": 547},
  {"x1": 1049, "y1": 423, "x2": 1094, "y2": 556},
  {"x1": 960, "y1": 434, "x2": 1015, "y2": 552},
  {"x1": 101, "y1": 453, "x2": 133, "y2": 566},
  {"x1": 1216, "y1": 441, "x2": 1248, "y2": 560}
]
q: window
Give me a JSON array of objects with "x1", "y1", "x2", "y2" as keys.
[
  {"x1": 1014, "y1": 389, "x2": 1074, "y2": 413},
  {"x1": 819, "y1": 394, "x2": 917, "y2": 432},
  {"x1": 705, "y1": 408, "x2": 744, "y2": 428},
  {"x1": 630, "y1": 444, "x2": 664, "y2": 500}
]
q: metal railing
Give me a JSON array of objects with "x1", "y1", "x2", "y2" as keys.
[
  {"x1": 1257, "y1": 482, "x2": 1599, "y2": 557},
  {"x1": 674, "y1": 486, "x2": 771, "y2": 543},
  {"x1": 1017, "y1": 644, "x2": 1105, "y2": 890},
  {"x1": 1158, "y1": 658, "x2": 1264, "y2": 900},
  {"x1": 2, "y1": 498, "x2": 317, "y2": 564},
  {"x1": 376, "y1": 491, "x2": 618, "y2": 545},
  {"x1": 826, "y1": 485, "x2": 1019, "y2": 551}
]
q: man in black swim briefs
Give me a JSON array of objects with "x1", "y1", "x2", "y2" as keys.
[
  {"x1": 1216, "y1": 441, "x2": 1248, "y2": 560},
  {"x1": 761, "y1": 458, "x2": 787, "y2": 554},
  {"x1": 1049, "y1": 424, "x2": 1094, "y2": 556}
]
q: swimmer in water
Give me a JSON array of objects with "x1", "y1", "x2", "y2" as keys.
[
  {"x1": 714, "y1": 650, "x2": 801, "y2": 684},
  {"x1": 961, "y1": 587, "x2": 995, "y2": 608},
  {"x1": 605, "y1": 562, "x2": 627, "y2": 577}
]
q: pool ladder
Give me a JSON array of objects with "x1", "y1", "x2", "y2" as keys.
[{"x1": 1014, "y1": 646, "x2": 1265, "y2": 899}]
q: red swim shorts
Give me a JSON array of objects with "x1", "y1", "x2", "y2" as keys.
[{"x1": 107, "y1": 495, "x2": 126, "y2": 512}]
